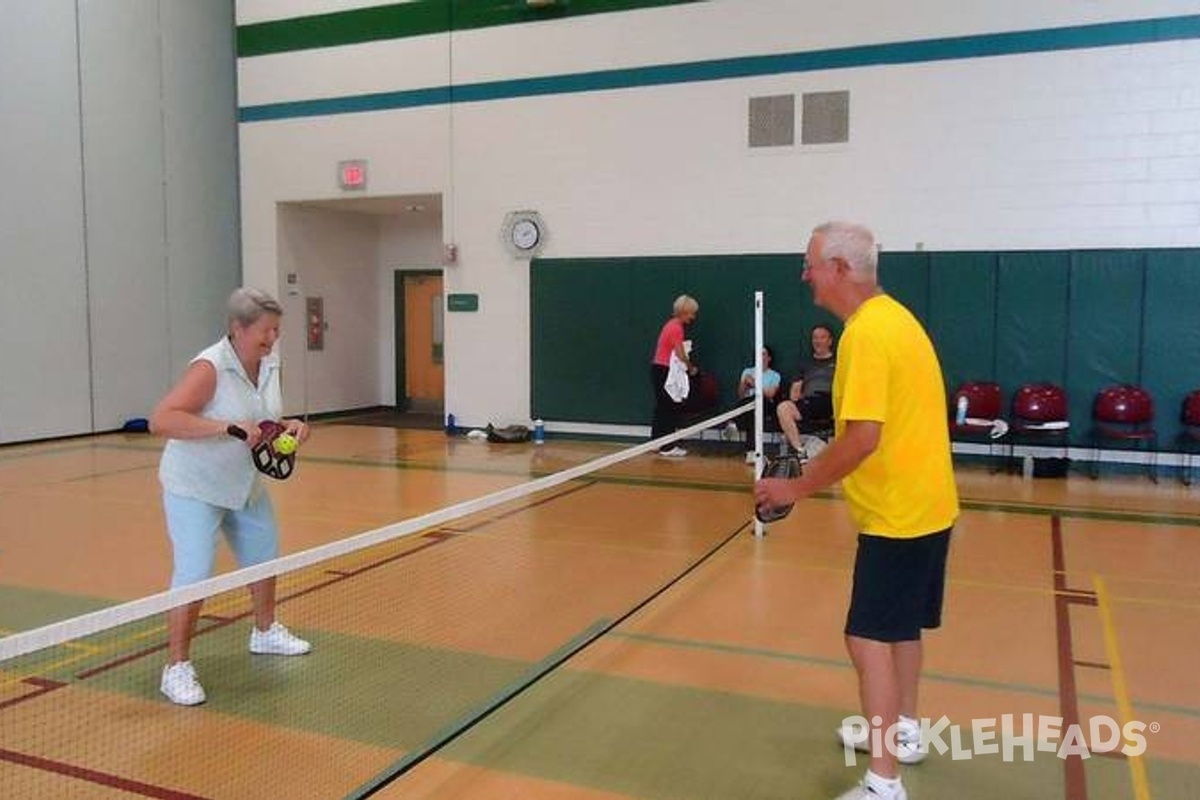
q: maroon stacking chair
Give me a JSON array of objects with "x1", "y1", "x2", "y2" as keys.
[
  {"x1": 1010, "y1": 383, "x2": 1070, "y2": 476},
  {"x1": 950, "y1": 382, "x2": 1004, "y2": 471},
  {"x1": 1090, "y1": 384, "x2": 1157, "y2": 482},
  {"x1": 1178, "y1": 389, "x2": 1200, "y2": 486}
]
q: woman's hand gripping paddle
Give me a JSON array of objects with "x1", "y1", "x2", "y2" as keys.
[{"x1": 226, "y1": 420, "x2": 297, "y2": 480}]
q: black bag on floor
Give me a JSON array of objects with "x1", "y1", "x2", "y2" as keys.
[{"x1": 486, "y1": 424, "x2": 531, "y2": 443}]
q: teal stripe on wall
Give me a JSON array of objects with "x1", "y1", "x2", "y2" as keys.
[
  {"x1": 239, "y1": 14, "x2": 1200, "y2": 123},
  {"x1": 237, "y1": 0, "x2": 701, "y2": 57}
]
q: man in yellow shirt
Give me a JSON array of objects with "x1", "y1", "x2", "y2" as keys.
[{"x1": 755, "y1": 221, "x2": 959, "y2": 800}]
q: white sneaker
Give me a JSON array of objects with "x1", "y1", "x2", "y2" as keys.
[
  {"x1": 657, "y1": 446, "x2": 687, "y2": 458},
  {"x1": 722, "y1": 421, "x2": 740, "y2": 441},
  {"x1": 161, "y1": 661, "x2": 206, "y2": 706},
  {"x1": 834, "y1": 771, "x2": 907, "y2": 800},
  {"x1": 837, "y1": 717, "x2": 927, "y2": 765},
  {"x1": 833, "y1": 779, "x2": 907, "y2": 800},
  {"x1": 249, "y1": 622, "x2": 311, "y2": 655},
  {"x1": 744, "y1": 451, "x2": 757, "y2": 464}
]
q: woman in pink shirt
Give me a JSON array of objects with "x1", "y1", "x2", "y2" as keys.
[{"x1": 649, "y1": 294, "x2": 699, "y2": 456}]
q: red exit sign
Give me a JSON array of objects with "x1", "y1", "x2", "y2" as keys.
[{"x1": 338, "y1": 160, "x2": 367, "y2": 190}]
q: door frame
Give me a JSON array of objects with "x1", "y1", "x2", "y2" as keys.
[{"x1": 394, "y1": 269, "x2": 443, "y2": 411}]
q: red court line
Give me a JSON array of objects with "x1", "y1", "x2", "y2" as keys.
[
  {"x1": 0, "y1": 747, "x2": 209, "y2": 800},
  {"x1": 73, "y1": 529, "x2": 459, "y2": 680},
  {"x1": 1, "y1": 530, "x2": 462, "y2": 796},
  {"x1": 0, "y1": 677, "x2": 65, "y2": 712},
  {"x1": 1052, "y1": 514, "x2": 1092, "y2": 800}
]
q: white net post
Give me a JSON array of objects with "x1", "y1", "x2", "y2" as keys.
[{"x1": 754, "y1": 291, "x2": 765, "y2": 538}]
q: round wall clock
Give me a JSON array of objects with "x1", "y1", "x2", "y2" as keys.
[{"x1": 502, "y1": 211, "x2": 547, "y2": 258}]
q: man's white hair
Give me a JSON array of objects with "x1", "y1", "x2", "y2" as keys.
[{"x1": 813, "y1": 221, "x2": 877, "y2": 283}]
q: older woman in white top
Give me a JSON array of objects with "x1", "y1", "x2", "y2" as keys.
[{"x1": 151, "y1": 287, "x2": 311, "y2": 706}]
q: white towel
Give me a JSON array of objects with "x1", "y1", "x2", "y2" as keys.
[{"x1": 664, "y1": 352, "x2": 690, "y2": 402}]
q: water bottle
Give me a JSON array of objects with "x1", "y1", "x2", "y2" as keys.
[
  {"x1": 955, "y1": 395, "x2": 968, "y2": 426},
  {"x1": 445, "y1": 413, "x2": 457, "y2": 436},
  {"x1": 533, "y1": 418, "x2": 545, "y2": 445}
]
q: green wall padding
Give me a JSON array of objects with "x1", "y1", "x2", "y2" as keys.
[
  {"x1": 878, "y1": 253, "x2": 930, "y2": 324},
  {"x1": 995, "y1": 252, "x2": 1071, "y2": 407},
  {"x1": 531, "y1": 255, "x2": 812, "y2": 425},
  {"x1": 531, "y1": 249, "x2": 1200, "y2": 445},
  {"x1": 1066, "y1": 250, "x2": 1146, "y2": 430},
  {"x1": 927, "y1": 252, "x2": 999, "y2": 392},
  {"x1": 1143, "y1": 249, "x2": 1200, "y2": 432}
]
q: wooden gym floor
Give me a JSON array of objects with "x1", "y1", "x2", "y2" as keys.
[{"x1": 0, "y1": 422, "x2": 1197, "y2": 799}]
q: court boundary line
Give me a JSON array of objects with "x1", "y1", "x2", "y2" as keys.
[
  {"x1": 0, "y1": 746, "x2": 209, "y2": 800},
  {"x1": 1094, "y1": 575, "x2": 1153, "y2": 800},
  {"x1": 8, "y1": 432, "x2": 1200, "y2": 527},
  {"x1": 1053, "y1": 514, "x2": 1092, "y2": 800}
]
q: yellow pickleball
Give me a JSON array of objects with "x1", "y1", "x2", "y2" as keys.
[{"x1": 274, "y1": 433, "x2": 298, "y2": 455}]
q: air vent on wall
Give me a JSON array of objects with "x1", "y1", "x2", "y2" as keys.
[
  {"x1": 801, "y1": 90, "x2": 850, "y2": 144},
  {"x1": 748, "y1": 94, "x2": 795, "y2": 148}
]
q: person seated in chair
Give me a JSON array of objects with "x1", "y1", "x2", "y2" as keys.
[
  {"x1": 733, "y1": 346, "x2": 782, "y2": 462},
  {"x1": 776, "y1": 324, "x2": 836, "y2": 455}
]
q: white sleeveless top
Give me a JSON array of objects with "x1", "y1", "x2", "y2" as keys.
[{"x1": 158, "y1": 337, "x2": 282, "y2": 510}]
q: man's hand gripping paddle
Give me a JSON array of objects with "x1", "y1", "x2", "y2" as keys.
[{"x1": 755, "y1": 453, "x2": 802, "y2": 523}]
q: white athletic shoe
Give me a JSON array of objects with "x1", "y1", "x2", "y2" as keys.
[
  {"x1": 657, "y1": 446, "x2": 687, "y2": 458},
  {"x1": 833, "y1": 776, "x2": 908, "y2": 800},
  {"x1": 161, "y1": 661, "x2": 206, "y2": 706},
  {"x1": 249, "y1": 622, "x2": 311, "y2": 656}
]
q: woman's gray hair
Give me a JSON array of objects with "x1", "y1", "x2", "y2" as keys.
[
  {"x1": 673, "y1": 294, "x2": 699, "y2": 315},
  {"x1": 813, "y1": 221, "x2": 878, "y2": 283},
  {"x1": 228, "y1": 287, "x2": 283, "y2": 331}
]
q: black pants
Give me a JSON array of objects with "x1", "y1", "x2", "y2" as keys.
[
  {"x1": 735, "y1": 399, "x2": 779, "y2": 449},
  {"x1": 649, "y1": 364, "x2": 681, "y2": 448}
]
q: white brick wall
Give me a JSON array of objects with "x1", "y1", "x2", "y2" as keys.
[{"x1": 237, "y1": 1, "x2": 1200, "y2": 425}]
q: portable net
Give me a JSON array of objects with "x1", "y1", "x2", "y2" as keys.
[{"x1": 0, "y1": 409, "x2": 756, "y2": 799}]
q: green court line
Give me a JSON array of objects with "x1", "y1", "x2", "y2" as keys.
[
  {"x1": 427, "y1": 663, "x2": 1198, "y2": 800},
  {"x1": 0, "y1": 586, "x2": 119, "y2": 634},
  {"x1": 610, "y1": 630, "x2": 1200, "y2": 721},
  {"x1": 347, "y1": 618, "x2": 613, "y2": 799},
  {"x1": 239, "y1": 14, "x2": 1200, "y2": 122},
  {"x1": 80, "y1": 627, "x2": 537, "y2": 748},
  {"x1": 14, "y1": 437, "x2": 1200, "y2": 529},
  {"x1": 350, "y1": 511, "x2": 751, "y2": 795},
  {"x1": 957, "y1": 498, "x2": 1200, "y2": 529}
]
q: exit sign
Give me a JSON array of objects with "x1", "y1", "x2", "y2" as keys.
[{"x1": 338, "y1": 159, "x2": 367, "y2": 191}]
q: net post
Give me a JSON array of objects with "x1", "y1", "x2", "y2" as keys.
[{"x1": 754, "y1": 291, "x2": 765, "y2": 538}]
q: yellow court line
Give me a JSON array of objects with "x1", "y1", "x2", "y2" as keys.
[{"x1": 1094, "y1": 575, "x2": 1152, "y2": 800}]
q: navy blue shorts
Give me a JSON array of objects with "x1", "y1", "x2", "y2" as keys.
[{"x1": 845, "y1": 527, "x2": 952, "y2": 643}]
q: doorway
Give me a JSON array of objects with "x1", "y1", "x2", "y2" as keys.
[{"x1": 395, "y1": 270, "x2": 444, "y2": 413}]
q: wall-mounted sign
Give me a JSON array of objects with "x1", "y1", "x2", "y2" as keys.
[{"x1": 447, "y1": 293, "x2": 479, "y2": 312}]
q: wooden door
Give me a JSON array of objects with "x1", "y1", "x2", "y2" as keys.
[{"x1": 399, "y1": 272, "x2": 444, "y2": 411}]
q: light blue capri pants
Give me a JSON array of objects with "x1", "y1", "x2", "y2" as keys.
[{"x1": 163, "y1": 487, "x2": 279, "y2": 588}]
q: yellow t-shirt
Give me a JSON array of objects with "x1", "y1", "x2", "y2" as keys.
[{"x1": 834, "y1": 294, "x2": 959, "y2": 538}]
